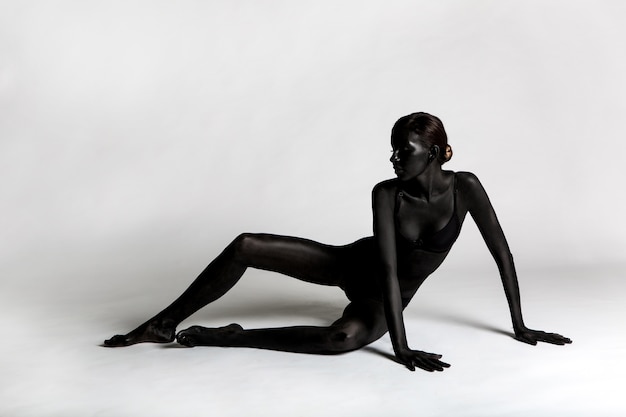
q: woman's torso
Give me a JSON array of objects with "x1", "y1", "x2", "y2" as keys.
[{"x1": 342, "y1": 171, "x2": 469, "y2": 306}]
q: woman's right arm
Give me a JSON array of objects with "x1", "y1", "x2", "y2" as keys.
[{"x1": 372, "y1": 182, "x2": 450, "y2": 372}]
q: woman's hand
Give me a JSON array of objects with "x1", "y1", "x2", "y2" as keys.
[
  {"x1": 395, "y1": 348, "x2": 451, "y2": 372},
  {"x1": 514, "y1": 327, "x2": 572, "y2": 345}
]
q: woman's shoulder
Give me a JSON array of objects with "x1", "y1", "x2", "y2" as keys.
[
  {"x1": 371, "y1": 179, "x2": 401, "y2": 206},
  {"x1": 453, "y1": 171, "x2": 492, "y2": 211},
  {"x1": 416, "y1": 170, "x2": 482, "y2": 196},
  {"x1": 372, "y1": 178, "x2": 400, "y2": 195},
  {"x1": 453, "y1": 171, "x2": 483, "y2": 190},
  {"x1": 372, "y1": 172, "x2": 486, "y2": 197}
]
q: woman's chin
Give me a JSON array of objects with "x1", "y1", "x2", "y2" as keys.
[{"x1": 394, "y1": 170, "x2": 409, "y2": 180}]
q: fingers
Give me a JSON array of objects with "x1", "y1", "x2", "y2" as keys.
[
  {"x1": 515, "y1": 330, "x2": 572, "y2": 346},
  {"x1": 402, "y1": 352, "x2": 450, "y2": 372},
  {"x1": 536, "y1": 332, "x2": 572, "y2": 345},
  {"x1": 420, "y1": 359, "x2": 449, "y2": 372},
  {"x1": 414, "y1": 358, "x2": 450, "y2": 372}
]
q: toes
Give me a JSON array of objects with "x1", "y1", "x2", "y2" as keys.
[
  {"x1": 176, "y1": 330, "x2": 196, "y2": 347},
  {"x1": 104, "y1": 335, "x2": 128, "y2": 347}
]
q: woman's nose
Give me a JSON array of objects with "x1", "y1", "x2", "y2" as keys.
[{"x1": 390, "y1": 151, "x2": 399, "y2": 163}]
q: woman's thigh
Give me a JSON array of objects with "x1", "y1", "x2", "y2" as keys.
[{"x1": 234, "y1": 233, "x2": 350, "y2": 286}]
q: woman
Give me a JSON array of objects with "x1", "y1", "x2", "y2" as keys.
[{"x1": 104, "y1": 112, "x2": 571, "y2": 372}]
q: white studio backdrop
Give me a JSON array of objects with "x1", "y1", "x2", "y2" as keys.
[
  {"x1": 2, "y1": 1, "x2": 625, "y2": 281},
  {"x1": 0, "y1": 2, "x2": 624, "y2": 302}
]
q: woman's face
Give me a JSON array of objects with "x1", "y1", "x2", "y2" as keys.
[{"x1": 390, "y1": 131, "x2": 431, "y2": 181}]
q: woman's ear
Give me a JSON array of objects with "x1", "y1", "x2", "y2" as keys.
[{"x1": 428, "y1": 145, "x2": 440, "y2": 162}]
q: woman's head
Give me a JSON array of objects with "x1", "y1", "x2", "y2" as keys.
[{"x1": 391, "y1": 112, "x2": 452, "y2": 164}]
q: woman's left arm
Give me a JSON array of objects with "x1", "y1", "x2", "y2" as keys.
[{"x1": 461, "y1": 172, "x2": 571, "y2": 345}]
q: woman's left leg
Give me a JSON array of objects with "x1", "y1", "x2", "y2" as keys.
[
  {"x1": 104, "y1": 233, "x2": 350, "y2": 347},
  {"x1": 175, "y1": 299, "x2": 388, "y2": 354}
]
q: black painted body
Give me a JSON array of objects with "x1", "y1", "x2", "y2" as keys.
[{"x1": 104, "y1": 113, "x2": 570, "y2": 372}]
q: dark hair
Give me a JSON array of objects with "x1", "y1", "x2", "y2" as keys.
[{"x1": 392, "y1": 112, "x2": 453, "y2": 164}]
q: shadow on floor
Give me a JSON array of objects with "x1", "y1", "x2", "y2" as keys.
[
  {"x1": 413, "y1": 308, "x2": 513, "y2": 338},
  {"x1": 104, "y1": 298, "x2": 515, "y2": 355}
]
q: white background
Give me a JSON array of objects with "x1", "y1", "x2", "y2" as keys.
[{"x1": 1, "y1": 1, "x2": 625, "y2": 416}]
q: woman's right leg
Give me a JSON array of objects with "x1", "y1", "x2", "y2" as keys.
[
  {"x1": 175, "y1": 299, "x2": 388, "y2": 354},
  {"x1": 104, "y1": 233, "x2": 346, "y2": 346}
]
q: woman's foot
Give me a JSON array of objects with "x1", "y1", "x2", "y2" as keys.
[
  {"x1": 104, "y1": 319, "x2": 176, "y2": 347},
  {"x1": 176, "y1": 323, "x2": 243, "y2": 347}
]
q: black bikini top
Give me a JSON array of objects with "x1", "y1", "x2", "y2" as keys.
[{"x1": 394, "y1": 174, "x2": 461, "y2": 253}]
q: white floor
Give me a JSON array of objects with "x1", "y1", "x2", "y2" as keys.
[{"x1": 2, "y1": 253, "x2": 624, "y2": 417}]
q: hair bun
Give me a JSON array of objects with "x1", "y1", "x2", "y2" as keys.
[{"x1": 443, "y1": 144, "x2": 453, "y2": 163}]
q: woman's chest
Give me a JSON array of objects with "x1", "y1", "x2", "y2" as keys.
[{"x1": 394, "y1": 191, "x2": 455, "y2": 241}]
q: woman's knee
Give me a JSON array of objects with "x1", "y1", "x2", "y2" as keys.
[
  {"x1": 231, "y1": 233, "x2": 262, "y2": 262},
  {"x1": 325, "y1": 322, "x2": 371, "y2": 353}
]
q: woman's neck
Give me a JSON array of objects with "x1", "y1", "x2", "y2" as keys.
[{"x1": 400, "y1": 165, "x2": 447, "y2": 201}]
